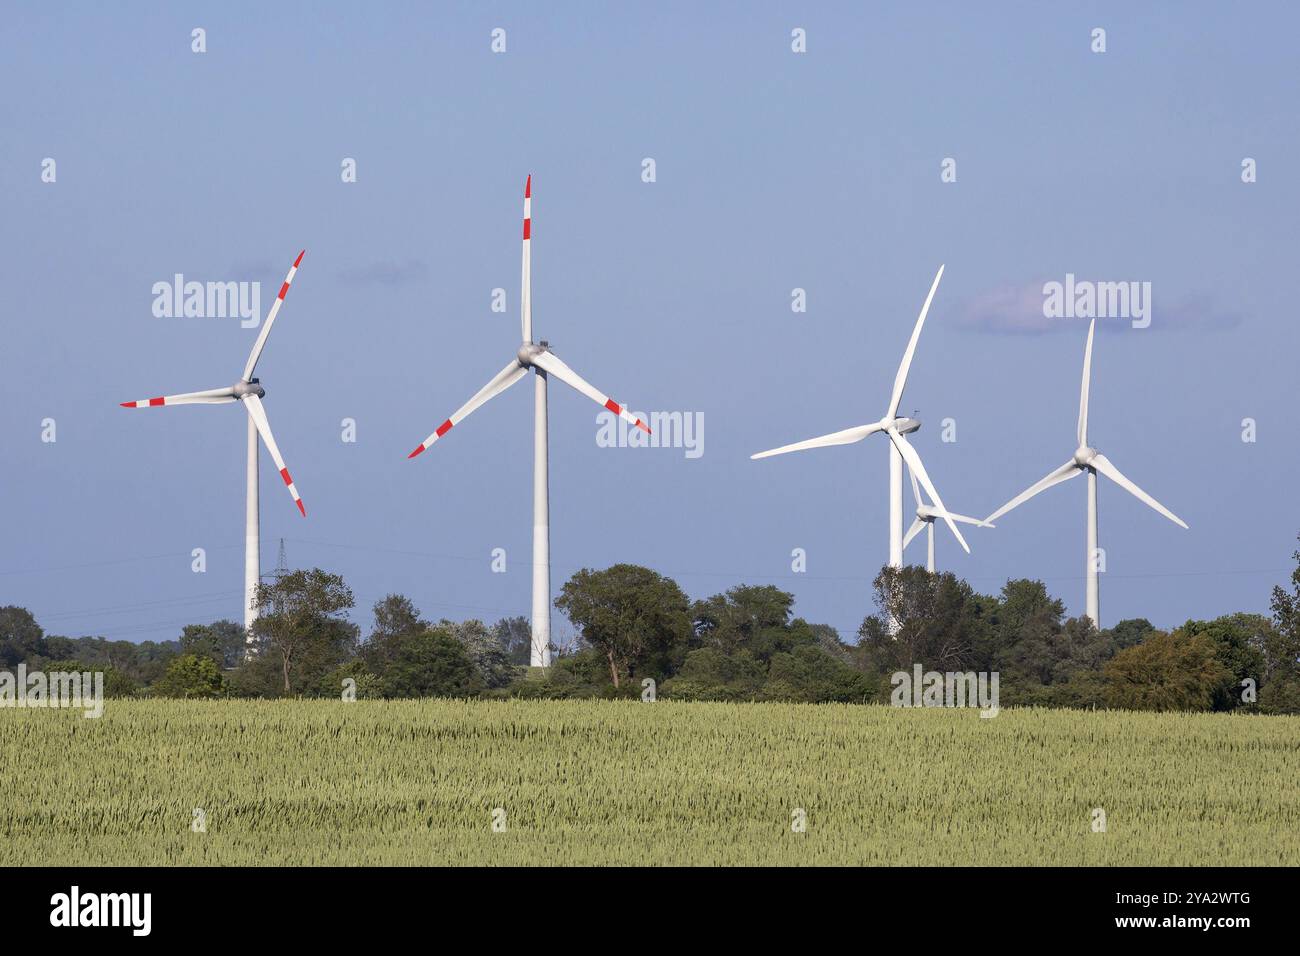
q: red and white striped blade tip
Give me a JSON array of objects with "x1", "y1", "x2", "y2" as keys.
[
  {"x1": 604, "y1": 399, "x2": 650, "y2": 434},
  {"x1": 294, "y1": 249, "x2": 306, "y2": 267},
  {"x1": 525, "y1": 174, "x2": 531, "y2": 198},
  {"x1": 120, "y1": 398, "x2": 165, "y2": 408},
  {"x1": 278, "y1": 467, "x2": 306, "y2": 516},
  {"x1": 408, "y1": 419, "x2": 453, "y2": 458}
]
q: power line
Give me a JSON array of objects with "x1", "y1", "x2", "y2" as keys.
[
  {"x1": 0, "y1": 544, "x2": 242, "y2": 578},
  {"x1": 3, "y1": 536, "x2": 1288, "y2": 589},
  {"x1": 36, "y1": 589, "x2": 243, "y2": 623},
  {"x1": 280, "y1": 536, "x2": 1288, "y2": 585}
]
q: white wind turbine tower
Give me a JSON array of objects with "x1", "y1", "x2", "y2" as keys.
[
  {"x1": 407, "y1": 177, "x2": 651, "y2": 668},
  {"x1": 751, "y1": 265, "x2": 971, "y2": 568},
  {"x1": 121, "y1": 251, "x2": 308, "y2": 636},
  {"x1": 984, "y1": 318, "x2": 1188, "y2": 626},
  {"x1": 904, "y1": 471, "x2": 991, "y2": 573}
]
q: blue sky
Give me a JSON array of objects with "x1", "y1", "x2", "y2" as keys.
[{"x1": 2, "y1": 1, "x2": 1297, "y2": 644}]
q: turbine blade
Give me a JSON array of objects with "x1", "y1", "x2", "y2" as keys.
[
  {"x1": 889, "y1": 429, "x2": 969, "y2": 554},
  {"x1": 120, "y1": 387, "x2": 236, "y2": 408},
  {"x1": 909, "y1": 468, "x2": 923, "y2": 508},
  {"x1": 241, "y1": 393, "x2": 305, "y2": 516},
  {"x1": 945, "y1": 512, "x2": 992, "y2": 527},
  {"x1": 1091, "y1": 453, "x2": 1188, "y2": 529},
  {"x1": 903, "y1": 517, "x2": 927, "y2": 548},
  {"x1": 984, "y1": 459, "x2": 1081, "y2": 524},
  {"x1": 242, "y1": 250, "x2": 305, "y2": 382},
  {"x1": 751, "y1": 422, "x2": 883, "y2": 460},
  {"x1": 886, "y1": 264, "x2": 944, "y2": 419},
  {"x1": 521, "y1": 175, "x2": 532, "y2": 343},
  {"x1": 1078, "y1": 318, "x2": 1095, "y2": 446},
  {"x1": 408, "y1": 359, "x2": 528, "y2": 458},
  {"x1": 922, "y1": 508, "x2": 992, "y2": 527},
  {"x1": 529, "y1": 350, "x2": 650, "y2": 433}
]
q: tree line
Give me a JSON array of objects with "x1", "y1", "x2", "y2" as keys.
[{"x1": 3, "y1": 537, "x2": 1299, "y2": 714}]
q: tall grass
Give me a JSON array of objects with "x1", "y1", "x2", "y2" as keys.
[{"x1": 2, "y1": 699, "x2": 1296, "y2": 865}]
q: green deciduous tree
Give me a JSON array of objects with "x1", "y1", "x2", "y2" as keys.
[
  {"x1": 378, "y1": 629, "x2": 483, "y2": 698},
  {"x1": 364, "y1": 594, "x2": 430, "y2": 670},
  {"x1": 1110, "y1": 618, "x2": 1156, "y2": 650},
  {"x1": 555, "y1": 565, "x2": 692, "y2": 687},
  {"x1": 1175, "y1": 614, "x2": 1268, "y2": 710},
  {"x1": 42, "y1": 659, "x2": 139, "y2": 698},
  {"x1": 441, "y1": 619, "x2": 513, "y2": 688},
  {"x1": 152, "y1": 654, "x2": 224, "y2": 699},
  {"x1": 0, "y1": 606, "x2": 45, "y2": 667},
  {"x1": 693, "y1": 585, "x2": 798, "y2": 657},
  {"x1": 246, "y1": 569, "x2": 358, "y2": 695},
  {"x1": 1270, "y1": 534, "x2": 1300, "y2": 644},
  {"x1": 1259, "y1": 676, "x2": 1300, "y2": 715},
  {"x1": 763, "y1": 644, "x2": 875, "y2": 703},
  {"x1": 1259, "y1": 537, "x2": 1300, "y2": 714},
  {"x1": 179, "y1": 620, "x2": 245, "y2": 670},
  {"x1": 1103, "y1": 630, "x2": 1232, "y2": 712},
  {"x1": 856, "y1": 567, "x2": 992, "y2": 677},
  {"x1": 131, "y1": 640, "x2": 180, "y2": 686},
  {"x1": 662, "y1": 648, "x2": 767, "y2": 701},
  {"x1": 492, "y1": 616, "x2": 533, "y2": 666},
  {"x1": 1002, "y1": 617, "x2": 1115, "y2": 697}
]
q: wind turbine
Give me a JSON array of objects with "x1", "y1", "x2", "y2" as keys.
[
  {"x1": 904, "y1": 471, "x2": 991, "y2": 573},
  {"x1": 751, "y1": 265, "x2": 970, "y2": 569},
  {"x1": 120, "y1": 251, "x2": 308, "y2": 635},
  {"x1": 407, "y1": 177, "x2": 651, "y2": 668},
  {"x1": 984, "y1": 318, "x2": 1187, "y2": 626}
]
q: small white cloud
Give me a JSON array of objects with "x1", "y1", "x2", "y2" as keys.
[
  {"x1": 956, "y1": 281, "x2": 1058, "y2": 334},
  {"x1": 338, "y1": 259, "x2": 429, "y2": 285},
  {"x1": 956, "y1": 280, "x2": 1241, "y2": 334}
]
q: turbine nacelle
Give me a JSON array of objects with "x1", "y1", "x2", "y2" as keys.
[
  {"x1": 890, "y1": 417, "x2": 921, "y2": 435},
  {"x1": 233, "y1": 379, "x2": 265, "y2": 399},
  {"x1": 516, "y1": 342, "x2": 550, "y2": 368}
]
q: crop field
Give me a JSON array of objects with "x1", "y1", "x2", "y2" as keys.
[{"x1": 1, "y1": 699, "x2": 1297, "y2": 866}]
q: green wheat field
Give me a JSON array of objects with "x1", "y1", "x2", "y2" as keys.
[{"x1": 2, "y1": 699, "x2": 1297, "y2": 866}]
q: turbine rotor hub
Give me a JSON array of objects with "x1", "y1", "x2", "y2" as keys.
[
  {"x1": 1073, "y1": 446, "x2": 1096, "y2": 466},
  {"x1": 233, "y1": 379, "x2": 265, "y2": 399},
  {"x1": 517, "y1": 342, "x2": 548, "y2": 368}
]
